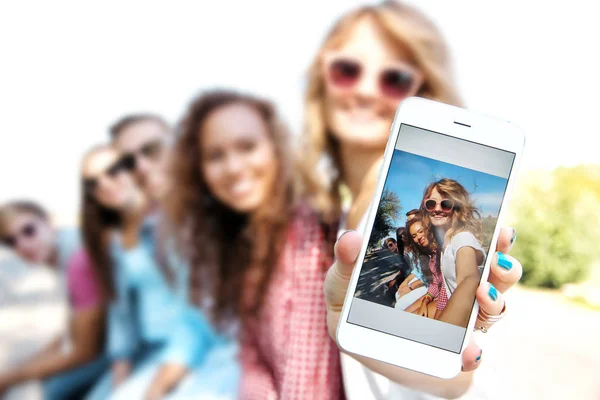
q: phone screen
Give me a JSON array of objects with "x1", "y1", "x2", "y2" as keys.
[{"x1": 347, "y1": 123, "x2": 516, "y2": 353}]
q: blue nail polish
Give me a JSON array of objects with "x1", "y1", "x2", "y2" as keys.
[
  {"x1": 488, "y1": 283, "x2": 498, "y2": 301},
  {"x1": 475, "y1": 350, "x2": 483, "y2": 363},
  {"x1": 510, "y1": 228, "x2": 517, "y2": 245},
  {"x1": 497, "y1": 252, "x2": 512, "y2": 270}
]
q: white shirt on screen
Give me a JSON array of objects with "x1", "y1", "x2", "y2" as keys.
[{"x1": 441, "y1": 231, "x2": 486, "y2": 298}]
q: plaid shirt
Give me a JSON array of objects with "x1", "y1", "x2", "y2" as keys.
[
  {"x1": 239, "y1": 206, "x2": 344, "y2": 400},
  {"x1": 425, "y1": 250, "x2": 448, "y2": 311}
]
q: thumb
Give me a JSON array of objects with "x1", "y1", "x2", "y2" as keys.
[{"x1": 333, "y1": 230, "x2": 363, "y2": 277}]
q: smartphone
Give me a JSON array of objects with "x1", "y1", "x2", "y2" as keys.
[{"x1": 336, "y1": 97, "x2": 524, "y2": 379}]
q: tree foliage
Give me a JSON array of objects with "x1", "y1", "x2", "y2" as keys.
[
  {"x1": 368, "y1": 189, "x2": 402, "y2": 250},
  {"x1": 508, "y1": 165, "x2": 600, "y2": 288}
]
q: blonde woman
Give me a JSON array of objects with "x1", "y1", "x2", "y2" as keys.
[
  {"x1": 300, "y1": 1, "x2": 523, "y2": 398},
  {"x1": 418, "y1": 179, "x2": 486, "y2": 329}
]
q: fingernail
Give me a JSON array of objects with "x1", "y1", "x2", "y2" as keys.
[
  {"x1": 338, "y1": 229, "x2": 355, "y2": 241},
  {"x1": 475, "y1": 349, "x2": 483, "y2": 363},
  {"x1": 488, "y1": 283, "x2": 498, "y2": 301},
  {"x1": 497, "y1": 252, "x2": 512, "y2": 270},
  {"x1": 510, "y1": 228, "x2": 517, "y2": 245}
]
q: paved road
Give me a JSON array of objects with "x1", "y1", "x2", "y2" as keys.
[{"x1": 354, "y1": 249, "x2": 410, "y2": 307}]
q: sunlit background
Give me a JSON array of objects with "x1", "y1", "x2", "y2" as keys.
[{"x1": 1, "y1": 1, "x2": 599, "y2": 399}]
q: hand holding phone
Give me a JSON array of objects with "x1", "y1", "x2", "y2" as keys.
[{"x1": 330, "y1": 97, "x2": 525, "y2": 380}]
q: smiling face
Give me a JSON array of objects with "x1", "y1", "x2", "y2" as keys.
[
  {"x1": 1, "y1": 211, "x2": 54, "y2": 264},
  {"x1": 323, "y1": 16, "x2": 420, "y2": 150},
  {"x1": 113, "y1": 119, "x2": 170, "y2": 201},
  {"x1": 425, "y1": 187, "x2": 454, "y2": 230},
  {"x1": 200, "y1": 102, "x2": 278, "y2": 214},
  {"x1": 82, "y1": 148, "x2": 137, "y2": 211},
  {"x1": 409, "y1": 220, "x2": 430, "y2": 248},
  {"x1": 385, "y1": 239, "x2": 398, "y2": 253}
]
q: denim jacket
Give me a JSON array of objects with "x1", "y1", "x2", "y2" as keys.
[{"x1": 107, "y1": 216, "x2": 224, "y2": 367}]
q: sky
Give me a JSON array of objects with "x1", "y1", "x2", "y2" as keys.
[
  {"x1": 383, "y1": 150, "x2": 508, "y2": 229},
  {"x1": 0, "y1": 0, "x2": 598, "y2": 225}
]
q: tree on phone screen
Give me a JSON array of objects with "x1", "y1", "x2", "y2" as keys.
[{"x1": 368, "y1": 189, "x2": 402, "y2": 251}]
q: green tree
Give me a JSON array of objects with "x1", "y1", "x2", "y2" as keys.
[
  {"x1": 508, "y1": 165, "x2": 600, "y2": 288},
  {"x1": 368, "y1": 189, "x2": 402, "y2": 250}
]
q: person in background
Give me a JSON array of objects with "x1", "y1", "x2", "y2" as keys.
[
  {"x1": 0, "y1": 201, "x2": 108, "y2": 400},
  {"x1": 384, "y1": 234, "x2": 411, "y2": 305},
  {"x1": 395, "y1": 227, "x2": 406, "y2": 249},
  {"x1": 109, "y1": 114, "x2": 171, "y2": 207},
  {"x1": 301, "y1": 1, "x2": 523, "y2": 398},
  {"x1": 384, "y1": 237, "x2": 398, "y2": 253},
  {"x1": 165, "y1": 90, "x2": 343, "y2": 400},
  {"x1": 405, "y1": 208, "x2": 419, "y2": 222},
  {"x1": 394, "y1": 216, "x2": 432, "y2": 312},
  {"x1": 0, "y1": 201, "x2": 79, "y2": 269},
  {"x1": 89, "y1": 115, "x2": 239, "y2": 400},
  {"x1": 401, "y1": 216, "x2": 440, "y2": 315}
]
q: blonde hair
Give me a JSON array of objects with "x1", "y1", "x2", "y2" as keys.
[
  {"x1": 300, "y1": 1, "x2": 462, "y2": 221},
  {"x1": 421, "y1": 178, "x2": 483, "y2": 246}
]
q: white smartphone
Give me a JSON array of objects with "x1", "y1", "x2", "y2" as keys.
[{"x1": 336, "y1": 97, "x2": 524, "y2": 379}]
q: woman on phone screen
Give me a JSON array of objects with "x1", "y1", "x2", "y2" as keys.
[{"x1": 421, "y1": 178, "x2": 486, "y2": 328}]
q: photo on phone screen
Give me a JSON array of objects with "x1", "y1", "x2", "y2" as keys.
[{"x1": 347, "y1": 123, "x2": 516, "y2": 353}]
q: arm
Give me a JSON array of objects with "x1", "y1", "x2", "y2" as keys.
[
  {"x1": 408, "y1": 279, "x2": 424, "y2": 290},
  {"x1": 437, "y1": 247, "x2": 482, "y2": 328},
  {"x1": 145, "y1": 310, "x2": 218, "y2": 399},
  {"x1": 399, "y1": 273, "x2": 415, "y2": 288},
  {"x1": 0, "y1": 307, "x2": 105, "y2": 386}
]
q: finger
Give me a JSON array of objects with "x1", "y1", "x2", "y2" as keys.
[
  {"x1": 325, "y1": 230, "x2": 363, "y2": 339},
  {"x1": 488, "y1": 251, "x2": 522, "y2": 294},
  {"x1": 495, "y1": 227, "x2": 517, "y2": 254},
  {"x1": 476, "y1": 282, "x2": 504, "y2": 318},
  {"x1": 461, "y1": 338, "x2": 483, "y2": 372},
  {"x1": 324, "y1": 230, "x2": 363, "y2": 309},
  {"x1": 333, "y1": 230, "x2": 363, "y2": 277}
]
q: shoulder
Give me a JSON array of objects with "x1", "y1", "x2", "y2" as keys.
[
  {"x1": 451, "y1": 231, "x2": 482, "y2": 250},
  {"x1": 66, "y1": 249, "x2": 101, "y2": 292},
  {"x1": 66, "y1": 249, "x2": 93, "y2": 278}
]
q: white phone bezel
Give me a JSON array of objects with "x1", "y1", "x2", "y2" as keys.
[{"x1": 336, "y1": 97, "x2": 525, "y2": 379}]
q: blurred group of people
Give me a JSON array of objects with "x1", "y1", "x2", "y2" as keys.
[{"x1": 0, "y1": 2, "x2": 521, "y2": 400}]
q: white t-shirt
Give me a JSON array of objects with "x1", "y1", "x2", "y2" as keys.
[{"x1": 441, "y1": 232, "x2": 486, "y2": 298}]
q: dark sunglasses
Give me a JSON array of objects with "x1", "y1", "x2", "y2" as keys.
[
  {"x1": 324, "y1": 53, "x2": 423, "y2": 100},
  {"x1": 387, "y1": 243, "x2": 396, "y2": 248},
  {"x1": 424, "y1": 198, "x2": 455, "y2": 213},
  {"x1": 84, "y1": 155, "x2": 135, "y2": 195},
  {"x1": 122, "y1": 140, "x2": 164, "y2": 170},
  {"x1": 2, "y1": 222, "x2": 37, "y2": 248}
]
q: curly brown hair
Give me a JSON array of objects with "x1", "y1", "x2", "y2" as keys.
[
  {"x1": 164, "y1": 90, "x2": 297, "y2": 324},
  {"x1": 405, "y1": 214, "x2": 436, "y2": 283}
]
